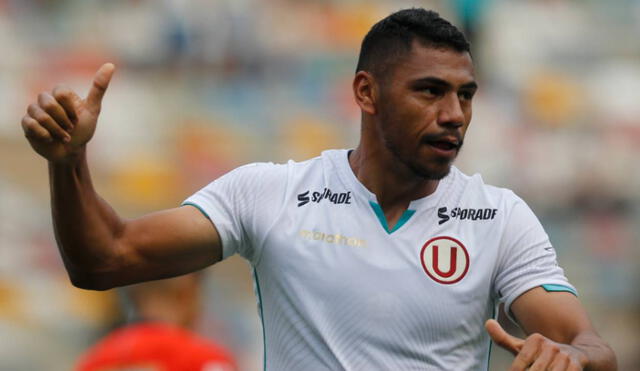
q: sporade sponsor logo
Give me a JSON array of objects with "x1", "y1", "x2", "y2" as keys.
[
  {"x1": 297, "y1": 188, "x2": 352, "y2": 207},
  {"x1": 437, "y1": 206, "x2": 498, "y2": 225}
]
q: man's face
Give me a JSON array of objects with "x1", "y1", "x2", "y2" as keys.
[{"x1": 375, "y1": 43, "x2": 476, "y2": 180}]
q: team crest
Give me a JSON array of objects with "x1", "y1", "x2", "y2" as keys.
[{"x1": 420, "y1": 236, "x2": 469, "y2": 284}]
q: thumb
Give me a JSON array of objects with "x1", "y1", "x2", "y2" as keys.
[
  {"x1": 485, "y1": 319, "x2": 524, "y2": 356},
  {"x1": 85, "y1": 63, "x2": 115, "y2": 113}
]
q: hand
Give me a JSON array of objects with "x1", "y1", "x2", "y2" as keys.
[
  {"x1": 485, "y1": 319, "x2": 589, "y2": 371},
  {"x1": 21, "y1": 63, "x2": 115, "y2": 163}
]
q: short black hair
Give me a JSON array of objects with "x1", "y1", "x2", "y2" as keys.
[{"x1": 356, "y1": 8, "x2": 470, "y2": 78}]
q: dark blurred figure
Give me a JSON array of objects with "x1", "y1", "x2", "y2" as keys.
[{"x1": 76, "y1": 273, "x2": 237, "y2": 371}]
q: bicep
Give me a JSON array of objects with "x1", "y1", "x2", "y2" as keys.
[
  {"x1": 511, "y1": 286, "x2": 594, "y2": 344},
  {"x1": 113, "y1": 205, "x2": 222, "y2": 286}
]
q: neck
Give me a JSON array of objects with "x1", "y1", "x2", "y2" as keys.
[
  {"x1": 349, "y1": 146, "x2": 439, "y2": 207},
  {"x1": 350, "y1": 118, "x2": 440, "y2": 206},
  {"x1": 349, "y1": 125, "x2": 438, "y2": 235},
  {"x1": 137, "y1": 298, "x2": 195, "y2": 329},
  {"x1": 349, "y1": 136, "x2": 440, "y2": 230}
]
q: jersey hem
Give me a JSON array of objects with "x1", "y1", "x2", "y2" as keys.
[{"x1": 182, "y1": 202, "x2": 210, "y2": 220}]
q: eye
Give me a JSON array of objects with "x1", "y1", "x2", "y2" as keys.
[
  {"x1": 458, "y1": 90, "x2": 475, "y2": 101},
  {"x1": 422, "y1": 87, "x2": 442, "y2": 98}
]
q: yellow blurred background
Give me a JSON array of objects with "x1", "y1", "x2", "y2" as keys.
[{"x1": 0, "y1": 0, "x2": 638, "y2": 369}]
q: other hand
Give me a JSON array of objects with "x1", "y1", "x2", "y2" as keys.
[
  {"x1": 21, "y1": 63, "x2": 115, "y2": 163},
  {"x1": 485, "y1": 319, "x2": 589, "y2": 370}
]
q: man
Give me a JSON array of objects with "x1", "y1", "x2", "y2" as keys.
[
  {"x1": 76, "y1": 274, "x2": 237, "y2": 371},
  {"x1": 21, "y1": 8, "x2": 615, "y2": 371}
]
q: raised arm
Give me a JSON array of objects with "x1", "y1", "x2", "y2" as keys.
[
  {"x1": 486, "y1": 287, "x2": 617, "y2": 370},
  {"x1": 22, "y1": 64, "x2": 222, "y2": 290}
]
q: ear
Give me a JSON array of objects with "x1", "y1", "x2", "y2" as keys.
[{"x1": 353, "y1": 71, "x2": 377, "y2": 115}]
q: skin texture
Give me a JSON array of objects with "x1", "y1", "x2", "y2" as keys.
[{"x1": 23, "y1": 47, "x2": 616, "y2": 369}]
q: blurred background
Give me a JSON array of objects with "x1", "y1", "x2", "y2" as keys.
[{"x1": 0, "y1": 0, "x2": 638, "y2": 369}]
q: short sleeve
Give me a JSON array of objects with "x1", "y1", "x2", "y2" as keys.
[
  {"x1": 182, "y1": 162, "x2": 288, "y2": 264},
  {"x1": 494, "y1": 195, "x2": 576, "y2": 323}
]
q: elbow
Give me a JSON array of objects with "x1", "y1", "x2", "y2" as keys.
[
  {"x1": 70, "y1": 279, "x2": 114, "y2": 291},
  {"x1": 574, "y1": 331, "x2": 618, "y2": 371},
  {"x1": 599, "y1": 343, "x2": 618, "y2": 371},
  {"x1": 62, "y1": 243, "x2": 128, "y2": 291},
  {"x1": 68, "y1": 270, "x2": 118, "y2": 291}
]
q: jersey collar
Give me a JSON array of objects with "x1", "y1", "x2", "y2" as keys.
[{"x1": 324, "y1": 149, "x2": 454, "y2": 211}]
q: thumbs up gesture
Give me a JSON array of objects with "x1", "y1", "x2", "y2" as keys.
[
  {"x1": 485, "y1": 319, "x2": 589, "y2": 370},
  {"x1": 21, "y1": 63, "x2": 115, "y2": 163}
]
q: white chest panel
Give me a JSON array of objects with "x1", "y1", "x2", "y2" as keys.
[{"x1": 184, "y1": 149, "x2": 574, "y2": 371}]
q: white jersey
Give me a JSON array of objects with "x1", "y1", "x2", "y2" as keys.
[{"x1": 184, "y1": 149, "x2": 576, "y2": 371}]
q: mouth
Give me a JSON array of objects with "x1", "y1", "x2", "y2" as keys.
[{"x1": 423, "y1": 136, "x2": 461, "y2": 157}]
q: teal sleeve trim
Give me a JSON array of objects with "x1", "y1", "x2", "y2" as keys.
[
  {"x1": 368, "y1": 201, "x2": 415, "y2": 234},
  {"x1": 541, "y1": 284, "x2": 578, "y2": 296},
  {"x1": 181, "y1": 202, "x2": 211, "y2": 220}
]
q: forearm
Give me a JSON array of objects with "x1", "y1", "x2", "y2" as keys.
[
  {"x1": 571, "y1": 331, "x2": 617, "y2": 371},
  {"x1": 49, "y1": 149, "x2": 125, "y2": 289}
]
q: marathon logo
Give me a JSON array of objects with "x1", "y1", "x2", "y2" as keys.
[
  {"x1": 297, "y1": 188, "x2": 352, "y2": 207},
  {"x1": 299, "y1": 230, "x2": 366, "y2": 248},
  {"x1": 438, "y1": 206, "x2": 497, "y2": 225}
]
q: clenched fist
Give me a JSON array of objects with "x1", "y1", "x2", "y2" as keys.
[{"x1": 21, "y1": 63, "x2": 115, "y2": 163}]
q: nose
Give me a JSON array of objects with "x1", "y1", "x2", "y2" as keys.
[{"x1": 437, "y1": 93, "x2": 465, "y2": 128}]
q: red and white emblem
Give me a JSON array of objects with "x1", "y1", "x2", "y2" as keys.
[{"x1": 420, "y1": 236, "x2": 469, "y2": 284}]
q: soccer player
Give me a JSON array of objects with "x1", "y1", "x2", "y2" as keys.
[{"x1": 21, "y1": 8, "x2": 616, "y2": 371}]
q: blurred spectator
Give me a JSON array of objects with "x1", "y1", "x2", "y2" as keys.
[{"x1": 75, "y1": 273, "x2": 237, "y2": 371}]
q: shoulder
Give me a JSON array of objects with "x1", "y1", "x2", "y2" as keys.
[
  {"x1": 224, "y1": 149, "x2": 345, "y2": 191},
  {"x1": 222, "y1": 161, "x2": 287, "y2": 181},
  {"x1": 222, "y1": 150, "x2": 332, "y2": 182},
  {"x1": 449, "y1": 168, "x2": 550, "y2": 245},
  {"x1": 86, "y1": 322, "x2": 180, "y2": 348},
  {"x1": 99, "y1": 322, "x2": 233, "y2": 354},
  {"x1": 201, "y1": 161, "x2": 290, "y2": 198},
  {"x1": 186, "y1": 150, "x2": 345, "y2": 211},
  {"x1": 449, "y1": 166, "x2": 524, "y2": 209}
]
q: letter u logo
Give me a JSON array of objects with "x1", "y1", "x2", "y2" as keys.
[
  {"x1": 431, "y1": 245, "x2": 457, "y2": 278},
  {"x1": 420, "y1": 236, "x2": 469, "y2": 284}
]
